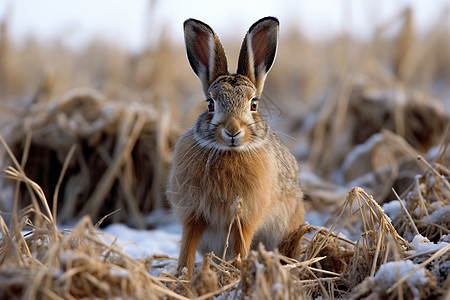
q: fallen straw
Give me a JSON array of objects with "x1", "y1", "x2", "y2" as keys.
[
  {"x1": 392, "y1": 188, "x2": 420, "y2": 236},
  {"x1": 417, "y1": 155, "x2": 450, "y2": 191}
]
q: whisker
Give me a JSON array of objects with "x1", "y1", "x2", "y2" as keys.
[
  {"x1": 249, "y1": 145, "x2": 267, "y2": 171},
  {"x1": 181, "y1": 142, "x2": 212, "y2": 171},
  {"x1": 174, "y1": 138, "x2": 200, "y2": 170},
  {"x1": 247, "y1": 120, "x2": 265, "y2": 127},
  {"x1": 206, "y1": 146, "x2": 218, "y2": 170},
  {"x1": 270, "y1": 139, "x2": 292, "y2": 171},
  {"x1": 272, "y1": 130, "x2": 301, "y2": 143},
  {"x1": 210, "y1": 143, "x2": 223, "y2": 168}
]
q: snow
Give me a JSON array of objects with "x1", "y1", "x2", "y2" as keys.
[
  {"x1": 441, "y1": 234, "x2": 450, "y2": 243},
  {"x1": 373, "y1": 260, "x2": 428, "y2": 298},
  {"x1": 382, "y1": 200, "x2": 403, "y2": 221},
  {"x1": 408, "y1": 234, "x2": 450, "y2": 255},
  {"x1": 79, "y1": 208, "x2": 446, "y2": 299},
  {"x1": 428, "y1": 205, "x2": 450, "y2": 223},
  {"x1": 91, "y1": 200, "x2": 440, "y2": 270},
  {"x1": 97, "y1": 219, "x2": 188, "y2": 277},
  {"x1": 96, "y1": 210, "x2": 205, "y2": 272},
  {"x1": 101, "y1": 222, "x2": 180, "y2": 259}
]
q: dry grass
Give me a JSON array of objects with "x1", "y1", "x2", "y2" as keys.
[
  {"x1": 0, "y1": 6, "x2": 449, "y2": 299},
  {"x1": 0, "y1": 137, "x2": 178, "y2": 299},
  {"x1": 0, "y1": 88, "x2": 179, "y2": 227},
  {"x1": 0, "y1": 145, "x2": 448, "y2": 298}
]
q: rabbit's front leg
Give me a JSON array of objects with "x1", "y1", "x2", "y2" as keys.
[
  {"x1": 232, "y1": 220, "x2": 256, "y2": 260},
  {"x1": 178, "y1": 215, "x2": 205, "y2": 278}
]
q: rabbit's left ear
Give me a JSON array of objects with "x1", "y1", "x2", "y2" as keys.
[{"x1": 237, "y1": 17, "x2": 279, "y2": 96}]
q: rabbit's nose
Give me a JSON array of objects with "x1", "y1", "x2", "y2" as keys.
[
  {"x1": 221, "y1": 128, "x2": 245, "y2": 146},
  {"x1": 223, "y1": 128, "x2": 243, "y2": 137}
]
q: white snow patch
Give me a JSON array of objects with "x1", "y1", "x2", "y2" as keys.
[
  {"x1": 101, "y1": 223, "x2": 181, "y2": 259},
  {"x1": 428, "y1": 205, "x2": 450, "y2": 223},
  {"x1": 408, "y1": 234, "x2": 449, "y2": 255},
  {"x1": 373, "y1": 260, "x2": 428, "y2": 298},
  {"x1": 441, "y1": 234, "x2": 450, "y2": 243},
  {"x1": 382, "y1": 200, "x2": 403, "y2": 221}
]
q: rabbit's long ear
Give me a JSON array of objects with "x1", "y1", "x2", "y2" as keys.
[
  {"x1": 237, "y1": 17, "x2": 279, "y2": 96},
  {"x1": 184, "y1": 19, "x2": 228, "y2": 95}
]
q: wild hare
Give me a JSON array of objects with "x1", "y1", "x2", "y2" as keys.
[{"x1": 167, "y1": 17, "x2": 304, "y2": 277}]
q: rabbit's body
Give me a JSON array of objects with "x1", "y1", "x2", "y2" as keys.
[
  {"x1": 168, "y1": 17, "x2": 304, "y2": 277},
  {"x1": 170, "y1": 127, "x2": 303, "y2": 255}
]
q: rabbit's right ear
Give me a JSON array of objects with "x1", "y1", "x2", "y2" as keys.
[{"x1": 184, "y1": 19, "x2": 228, "y2": 95}]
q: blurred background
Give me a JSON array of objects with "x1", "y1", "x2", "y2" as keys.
[{"x1": 0, "y1": 0, "x2": 449, "y2": 227}]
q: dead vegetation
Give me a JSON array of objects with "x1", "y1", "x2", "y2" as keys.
[
  {"x1": 0, "y1": 87, "x2": 178, "y2": 228},
  {"x1": 0, "y1": 147, "x2": 448, "y2": 298},
  {"x1": 0, "y1": 6, "x2": 449, "y2": 300}
]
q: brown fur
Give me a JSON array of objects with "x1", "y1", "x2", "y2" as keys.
[
  {"x1": 169, "y1": 17, "x2": 304, "y2": 278},
  {"x1": 169, "y1": 131, "x2": 304, "y2": 276}
]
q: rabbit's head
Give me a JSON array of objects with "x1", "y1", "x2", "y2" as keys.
[{"x1": 184, "y1": 17, "x2": 279, "y2": 150}]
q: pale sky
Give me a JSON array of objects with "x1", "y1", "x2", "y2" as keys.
[{"x1": 0, "y1": 0, "x2": 449, "y2": 52}]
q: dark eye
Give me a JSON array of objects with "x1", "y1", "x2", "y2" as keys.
[
  {"x1": 207, "y1": 99, "x2": 215, "y2": 112},
  {"x1": 250, "y1": 98, "x2": 258, "y2": 111}
]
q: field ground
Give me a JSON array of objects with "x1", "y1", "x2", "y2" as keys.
[{"x1": 0, "y1": 8, "x2": 449, "y2": 299}]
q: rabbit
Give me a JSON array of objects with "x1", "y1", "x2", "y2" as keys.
[{"x1": 167, "y1": 16, "x2": 304, "y2": 278}]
